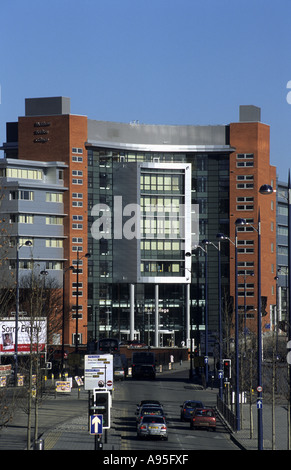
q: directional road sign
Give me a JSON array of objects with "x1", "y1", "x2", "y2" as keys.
[
  {"x1": 257, "y1": 399, "x2": 263, "y2": 409},
  {"x1": 90, "y1": 414, "x2": 103, "y2": 435},
  {"x1": 84, "y1": 354, "x2": 113, "y2": 391}
]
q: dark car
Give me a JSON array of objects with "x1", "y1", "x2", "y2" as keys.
[
  {"x1": 190, "y1": 408, "x2": 216, "y2": 431},
  {"x1": 180, "y1": 400, "x2": 204, "y2": 421},
  {"x1": 133, "y1": 364, "x2": 156, "y2": 380},
  {"x1": 136, "y1": 405, "x2": 165, "y2": 425},
  {"x1": 136, "y1": 399, "x2": 162, "y2": 413}
]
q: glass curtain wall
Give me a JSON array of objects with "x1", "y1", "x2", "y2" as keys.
[{"x1": 87, "y1": 149, "x2": 229, "y2": 348}]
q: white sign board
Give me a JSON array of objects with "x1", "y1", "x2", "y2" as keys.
[
  {"x1": 84, "y1": 354, "x2": 113, "y2": 391},
  {"x1": 0, "y1": 318, "x2": 47, "y2": 355}
]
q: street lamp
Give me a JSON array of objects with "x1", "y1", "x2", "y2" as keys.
[
  {"x1": 207, "y1": 236, "x2": 223, "y2": 400},
  {"x1": 74, "y1": 251, "x2": 91, "y2": 353},
  {"x1": 236, "y1": 182, "x2": 273, "y2": 449},
  {"x1": 216, "y1": 230, "x2": 240, "y2": 428},
  {"x1": 186, "y1": 245, "x2": 209, "y2": 385},
  {"x1": 201, "y1": 240, "x2": 209, "y2": 387},
  {"x1": 14, "y1": 238, "x2": 32, "y2": 386}
]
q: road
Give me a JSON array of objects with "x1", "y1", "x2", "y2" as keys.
[{"x1": 111, "y1": 367, "x2": 238, "y2": 451}]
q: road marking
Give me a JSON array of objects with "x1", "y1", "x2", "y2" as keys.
[{"x1": 43, "y1": 430, "x2": 62, "y2": 450}]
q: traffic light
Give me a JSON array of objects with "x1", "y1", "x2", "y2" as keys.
[
  {"x1": 223, "y1": 359, "x2": 231, "y2": 380},
  {"x1": 89, "y1": 390, "x2": 111, "y2": 429}
]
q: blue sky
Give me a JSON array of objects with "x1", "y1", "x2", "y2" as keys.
[{"x1": 1, "y1": 0, "x2": 291, "y2": 180}]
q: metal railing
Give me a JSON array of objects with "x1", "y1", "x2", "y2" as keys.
[{"x1": 217, "y1": 395, "x2": 237, "y2": 431}]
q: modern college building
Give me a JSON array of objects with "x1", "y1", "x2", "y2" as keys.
[{"x1": 0, "y1": 97, "x2": 278, "y2": 354}]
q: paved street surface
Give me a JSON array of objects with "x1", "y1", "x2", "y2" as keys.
[{"x1": 0, "y1": 360, "x2": 289, "y2": 453}]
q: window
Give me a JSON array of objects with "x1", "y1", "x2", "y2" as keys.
[
  {"x1": 46, "y1": 193, "x2": 63, "y2": 203},
  {"x1": 46, "y1": 216, "x2": 63, "y2": 225},
  {"x1": 278, "y1": 225, "x2": 288, "y2": 236},
  {"x1": 45, "y1": 239, "x2": 63, "y2": 248},
  {"x1": 19, "y1": 214, "x2": 34, "y2": 224},
  {"x1": 19, "y1": 261, "x2": 34, "y2": 270},
  {"x1": 6, "y1": 168, "x2": 42, "y2": 180},
  {"x1": 45, "y1": 261, "x2": 63, "y2": 270},
  {"x1": 72, "y1": 306, "x2": 83, "y2": 321},
  {"x1": 236, "y1": 197, "x2": 254, "y2": 211},
  {"x1": 72, "y1": 245, "x2": 83, "y2": 251},
  {"x1": 236, "y1": 154, "x2": 254, "y2": 167},
  {"x1": 141, "y1": 261, "x2": 182, "y2": 275},
  {"x1": 72, "y1": 290, "x2": 83, "y2": 296},
  {"x1": 72, "y1": 147, "x2": 83, "y2": 154},
  {"x1": 236, "y1": 218, "x2": 255, "y2": 232},
  {"x1": 72, "y1": 237, "x2": 83, "y2": 243},
  {"x1": 72, "y1": 215, "x2": 83, "y2": 229},
  {"x1": 72, "y1": 170, "x2": 83, "y2": 177},
  {"x1": 278, "y1": 204, "x2": 288, "y2": 216},
  {"x1": 72, "y1": 179, "x2": 83, "y2": 185},
  {"x1": 140, "y1": 171, "x2": 184, "y2": 193},
  {"x1": 236, "y1": 175, "x2": 254, "y2": 188},
  {"x1": 72, "y1": 282, "x2": 83, "y2": 288},
  {"x1": 72, "y1": 259, "x2": 84, "y2": 273},
  {"x1": 9, "y1": 190, "x2": 34, "y2": 200}
]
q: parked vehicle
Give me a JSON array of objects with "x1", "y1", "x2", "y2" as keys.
[
  {"x1": 190, "y1": 408, "x2": 216, "y2": 431},
  {"x1": 137, "y1": 415, "x2": 168, "y2": 440},
  {"x1": 180, "y1": 400, "x2": 204, "y2": 421}
]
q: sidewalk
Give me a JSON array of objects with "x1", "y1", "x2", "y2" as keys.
[{"x1": 229, "y1": 401, "x2": 289, "y2": 451}]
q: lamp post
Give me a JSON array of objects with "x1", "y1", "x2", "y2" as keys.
[
  {"x1": 235, "y1": 215, "x2": 262, "y2": 444},
  {"x1": 75, "y1": 251, "x2": 91, "y2": 353},
  {"x1": 200, "y1": 241, "x2": 209, "y2": 387},
  {"x1": 14, "y1": 238, "x2": 32, "y2": 386},
  {"x1": 236, "y1": 183, "x2": 273, "y2": 449},
  {"x1": 216, "y1": 230, "x2": 240, "y2": 429},
  {"x1": 187, "y1": 245, "x2": 209, "y2": 384},
  {"x1": 207, "y1": 236, "x2": 223, "y2": 400}
]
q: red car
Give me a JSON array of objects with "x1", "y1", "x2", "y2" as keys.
[{"x1": 190, "y1": 408, "x2": 216, "y2": 431}]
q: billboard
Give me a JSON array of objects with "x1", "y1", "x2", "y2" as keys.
[{"x1": 0, "y1": 318, "x2": 47, "y2": 355}]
